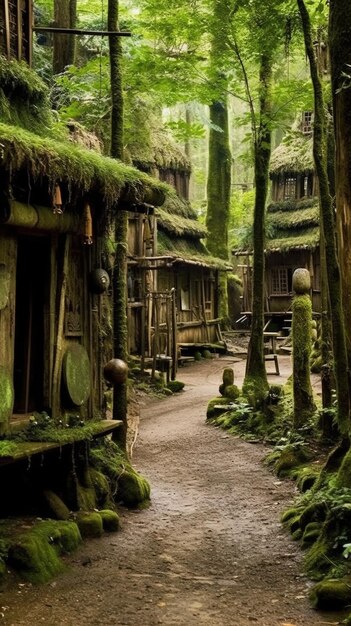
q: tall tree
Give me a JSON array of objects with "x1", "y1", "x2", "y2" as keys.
[
  {"x1": 243, "y1": 51, "x2": 272, "y2": 398},
  {"x1": 53, "y1": 0, "x2": 77, "y2": 74},
  {"x1": 108, "y1": 0, "x2": 128, "y2": 450},
  {"x1": 206, "y1": 0, "x2": 232, "y2": 319},
  {"x1": 297, "y1": 0, "x2": 350, "y2": 437},
  {"x1": 329, "y1": 1, "x2": 351, "y2": 375}
]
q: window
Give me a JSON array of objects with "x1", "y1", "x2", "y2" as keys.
[
  {"x1": 271, "y1": 267, "x2": 294, "y2": 295},
  {"x1": 284, "y1": 177, "x2": 297, "y2": 200},
  {"x1": 302, "y1": 111, "x2": 313, "y2": 134}
]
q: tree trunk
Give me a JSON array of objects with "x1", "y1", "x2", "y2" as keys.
[
  {"x1": 298, "y1": 0, "x2": 350, "y2": 438},
  {"x1": 243, "y1": 53, "x2": 272, "y2": 401},
  {"x1": 53, "y1": 0, "x2": 77, "y2": 74},
  {"x1": 205, "y1": 0, "x2": 232, "y2": 321},
  {"x1": 108, "y1": 0, "x2": 128, "y2": 449},
  {"x1": 206, "y1": 100, "x2": 231, "y2": 261},
  {"x1": 329, "y1": 1, "x2": 351, "y2": 367}
]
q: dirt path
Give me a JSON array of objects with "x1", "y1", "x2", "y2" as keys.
[{"x1": 0, "y1": 357, "x2": 344, "y2": 625}]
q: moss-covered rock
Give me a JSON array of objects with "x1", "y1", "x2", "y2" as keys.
[
  {"x1": 43, "y1": 490, "x2": 70, "y2": 520},
  {"x1": 167, "y1": 380, "x2": 185, "y2": 393},
  {"x1": 76, "y1": 512, "x2": 104, "y2": 538},
  {"x1": 118, "y1": 470, "x2": 151, "y2": 508},
  {"x1": 272, "y1": 444, "x2": 311, "y2": 477},
  {"x1": 225, "y1": 384, "x2": 240, "y2": 400},
  {"x1": 222, "y1": 368, "x2": 234, "y2": 388},
  {"x1": 8, "y1": 520, "x2": 81, "y2": 583},
  {"x1": 206, "y1": 397, "x2": 231, "y2": 420},
  {"x1": 89, "y1": 468, "x2": 113, "y2": 509},
  {"x1": 98, "y1": 509, "x2": 120, "y2": 532},
  {"x1": 305, "y1": 504, "x2": 351, "y2": 579},
  {"x1": 202, "y1": 349, "x2": 212, "y2": 359},
  {"x1": 310, "y1": 578, "x2": 351, "y2": 610},
  {"x1": 194, "y1": 351, "x2": 202, "y2": 361},
  {"x1": 302, "y1": 522, "x2": 322, "y2": 547}
]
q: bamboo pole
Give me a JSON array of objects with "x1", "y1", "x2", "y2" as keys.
[{"x1": 52, "y1": 235, "x2": 70, "y2": 420}]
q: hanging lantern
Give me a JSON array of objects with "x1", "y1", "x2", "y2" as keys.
[
  {"x1": 83, "y1": 202, "x2": 93, "y2": 245},
  {"x1": 52, "y1": 184, "x2": 63, "y2": 214}
]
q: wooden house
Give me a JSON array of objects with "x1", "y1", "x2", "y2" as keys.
[
  {"x1": 124, "y1": 108, "x2": 230, "y2": 365},
  {"x1": 234, "y1": 113, "x2": 320, "y2": 321},
  {"x1": 0, "y1": 56, "x2": 166, "y2": 436},
  {"x1": 0, "y1": 0, "x2": 32, "y2": 65}
]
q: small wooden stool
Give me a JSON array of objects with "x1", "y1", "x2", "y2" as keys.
[{"x1": 264, "y1": 353, "x2": 280, "y2": 375}]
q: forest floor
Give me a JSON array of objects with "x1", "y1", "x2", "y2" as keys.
[{"x1": 0, "y1": 355, "x2": 347, "y2": 626}]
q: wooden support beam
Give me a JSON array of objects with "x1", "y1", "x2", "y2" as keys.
[
  {"x1": 33, "y1": 26, "x2": 131, "y2": 37},
  {"x1": 4, "y1": 0, "x2": 10, "y2": 59}
]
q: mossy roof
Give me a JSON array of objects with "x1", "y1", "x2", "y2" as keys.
[
  {"x1": 234, "y1": 197, "x2": 320, "y2": 255},
  {"x1": 0, "y1": 122, "x2": 168, "y2": 209},
  {"x1": 155, "y1": 191, "x2": 206, "y2": 239},
  {"x1": 270, "y1": 131, "x2": 314, "y2": 176},
  {"x1": 125, "y1": 97, "x2": 191, "y2": 173},
  {"x1": 158, "y1": 230, "x2": 232, "y2": 270}
]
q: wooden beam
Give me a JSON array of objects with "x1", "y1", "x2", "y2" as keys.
[{"x1": 33, "y1": 26, "x2": 131, "y2": 37}]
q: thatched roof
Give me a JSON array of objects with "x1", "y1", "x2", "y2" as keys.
[
  {"x1": 157, "y1": 230, "x2": 232, "y2": 270},
  {"x1": 270, "y1": 131, "x2": 314, "y2": 176},
  {"x1": 155, "y1": 192, "x2": 206, "y2": 239},
  {"x1": 234, "y1": 197, "x2": 320, "y2": 255},
  {"x1": 0, "y1": 58, "x2": 169, "y2": 210},
  {"x1": 124, "y1": 97, "x2": 191, "y2": 173}
]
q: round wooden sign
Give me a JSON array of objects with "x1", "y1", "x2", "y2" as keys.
[
  {"x1": 62, "y1": 344, "x2": 91, "y2": 407},
  {"x1": 0, "y1": 366, "x2": 14, "y2": 424}
]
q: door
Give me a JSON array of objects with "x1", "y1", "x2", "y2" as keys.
[{"x1": 13, "y1": 236, "x2": 50, "y2": 414}]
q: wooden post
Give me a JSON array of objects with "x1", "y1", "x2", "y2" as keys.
[
  {"x1": 4, "y1": 0, "x2": 10, "y2": 59},
  {"x1": 201, "y1": 272, "x2": 210, "y2": 342},
  {"x1": 171, "y1": 288, "x2": 178, "y2": 380},
  {"x1": 52, "y1": 235, "x2": 70, "y2": 420}
]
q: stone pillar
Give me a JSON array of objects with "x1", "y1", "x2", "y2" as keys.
[{"x1": 292, "y1": 268, "x2": 316, "y2": 428}]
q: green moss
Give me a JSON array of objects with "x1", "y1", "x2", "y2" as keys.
[
  {"x1": 292, "y1": 528, "x2": 303, "y2": 541},
  {"x1": 76, "y1": 512, "x2": 103, "y2": 538},
  {"x1": 302, "y1": 522, "x2": 322, "y2": 547},
  {"x1": 206, "y1": 397, "x2": 231, "y2": 420},
  {"x1": 202, "y1": 349, "x2": 212, "y2": 359},
  {"x1": 194, "y1": 351, "x2": 202, "y2": 361},
  {"x1": 98, "y1": 509, "x2": 120, "y2": 532},
  {"x1": 0, "y1": 366, "x2": 14, "y2": 427},
  {"x1": 118, "y1": 470, "x2": 151, "y2": 508},
  {"x1": 8, "y1": 520, "x2": 81, "y2": 583},
  {"x1": 310, "y1": 578, "x2": 351, "y2": 610},
  {"x1": 89, "y1": 468, "x2": 113, "y2": 509},
  {"x1": 0, "y1": 558, "x2": 5, "y2": 579},
  {"x1": 166, "y1": 380, "x2": 185, "y2": 393},
  {"x1": 335, "y1": 449, "x2": 351, "y2": 489},
  {"x1": 225, "y1": 385, "x2": 240, "y2": 400},
  {"x1": 77, "y1": 484, "x2": 96, "y2": 511},
  {"x1": 0, "y1": 122, "x2": 168, "y2": 211},
  {"x1": 43, "y1": 490, "x2": 70, "y2": 521},
  {"x1": 271, "y1": 444, "x2": 311, "y2": 477},
  {"x1": 294, "y1": 465, "x2": 321, "y2": 492},
  {"x1": 89, "y1": 439, "x2": 151, "y2": 508},
  {"x1": 222, "y1": 368, "x2": 234, "y2": 387},
  {"x1": 242, "y1": 376, "x2": 269, "y2": 408}
]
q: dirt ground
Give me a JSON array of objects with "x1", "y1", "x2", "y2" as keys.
[{"x1": 0, "y1": 356, "x2": 346, "y2": 626}]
